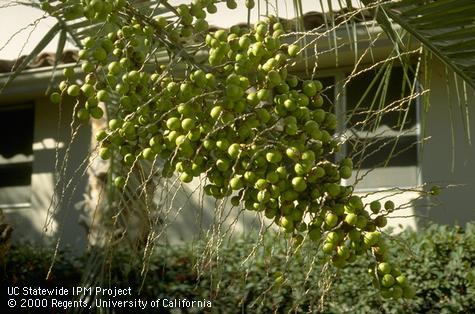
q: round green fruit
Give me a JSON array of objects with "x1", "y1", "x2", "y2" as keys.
[
  {"x1": 230, "y1": 196, "x2": 240, "y2": 206},
  {"x1": 370, "y1": 201, "x2": 381, "y2": 214},
  {"x1": 166, "y1": 117, "x2": 181, "y2": 130},
  {"x1": 114, "y1": 176, "x2": 126, "y2": 188},
  {"x1": 96, "y1": 90, "x2": 108, "y2": 102},
  {"x1": 255, "y1": 178, "x2": 267, "y2": 191},
  {"x1": 123, "y1": 153, "x2": 135, "y2": 165},
  {"x1": 210, "y1": 106, "x2": 223, "y2": 120},
  {"x1": 374, "y1": 215, "x2": 388, "y2": 228},
  {"x1": 216, "y1": 158, "x2": 230, "y2": 172},
  {"x1": 95, "y1": 130, "x2": 107, "y2": 141},
  {"x1": 287, "y1": 44, "x2": 299, "y2": 57},
  {"x1": 92, "y1": 47, "x2": 107, "y2": 61},
  {"x1": 396, "y1": 275, "x2": 408, "y2": 287},
  {"x1": 279, "y1": 216, "x2": 294, "y2": 231},
  {"x1": 308, "y1": 228, "x2": 321, "y2": 242},
  {"x1": 348, "y1": 195, "x2": 363, "y2": 210},
  {"x1": 257, "y1": 88, "x2": 270, "y2": 101},
  {"x1": 339, "y1": 166, "x2": 352, "y2": 179},
  {"x1": 216, "y1": 138, "x2": 230, "y2": 151},
  {"x1": 363, "y1": 231, "x2": 381, "y2": 246},
  {"x1": 291, "y1": 177, "x2": 307, "y2": 192},
  {"x1": 337, "y1": 246, "x2": 350, "y2": 259},
  {"x1": 76, "y1": 108, "x2": 89, "y2": 121},
  {"x1": 378, "y1": 262, "x2": 392, "y2": 274},
  {"x1": 67, "y1": 85, "x2": 80, "y2": 97},
  {"x1": 325, "y1": 184, "x2": 341, "y2": 198},
  {"x1": 274, "y1": 275, "x2": 284, "y2": 285},
  {"x1": 325, "y1": 212, "x2": 338, "y2": 228},
  {"x1": 180, "y1": 172, "x2": 193, "y2": 183},
  {"x1": 226, "y1": 0, "x2": 237, "y2": 9},
  {"x1": 286, "y1": 146, "x2": 300, "y2": 160},
  {"x1": 403, "y1": 285, "x2": 416, "y2": 299},
  {"x1": 229, "y1": 177, "x2": 243, "y2": 190},
  {"x1": 227, "y1": 143, "x2": 240, "y2": 159},
  {"x1": 322, "y1": 242, "x2": 334, "y2": 254},
  {"x1": 81, "y1": 84, "x2": 95, "y2": 98},
  {"x1": 50, "y1": 92, "x2": 61, "y2": 104},
  {"x1": 391, "y1": 286, "x2": 403, "y2": 299},
  {"x1": 355, "y1": 216, "x2": 368, "y2": 229},
  {"x1": 344, "y1": 213, "x2": 358, "y2": 226},
  {"x1": 302, "y1": 80, "x2": 317, "y2": 97},
  {"x1": 266, "y1": 150, "x2": 282, "y2": 164},
  {"x1": 381, "y1": 274, "x2": 395, "y2": 288},
  {"x1": 384, "y1": 200, "x2": 395, "y2": 211},
  {"x1": 181, "y1": 118, "x2": 195, "y2": 131},
  {"x1": 326, "y1": 231, "x2": 341, "y2": 243},
  {"x1": 142, "y1": 148, "x2": 156, "y2": 161},
  {"x1": 89, "y1": 106, "x2": 104, "y2": 119},
  {"x1": 108, "y1": 119, "x2": 122, "y2": 131},
  {"x1": 267, "y1": 70, "x2": 281, "y2": 85}
]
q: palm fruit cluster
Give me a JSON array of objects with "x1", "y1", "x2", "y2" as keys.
[{"x1": 43, "y1": 0, "x2": 415, "y2": 299}]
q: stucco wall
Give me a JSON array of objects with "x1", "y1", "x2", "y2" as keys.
[
  {"x1": 164, "y1": 58, "x2": 475, "y2": 240},
  {"x1": 160, "y1": 181, "x2": 420, "y2": 244},
  {"x1": 2, "y1": 95, "x2": 90, "y2": 251},
  {"x1": 2, "y1": 59, "x2": 475, "y2": 249},
  {"x1": 417, "y1": 59, "x2": 475, "y2": 226}
]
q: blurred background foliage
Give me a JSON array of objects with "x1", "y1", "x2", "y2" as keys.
[{"x1": 1, "y1": 223, "x2": 474, "y2": 313}]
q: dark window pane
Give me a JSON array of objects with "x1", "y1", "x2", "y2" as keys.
[
  {"x1": 0, "y1": 162, "x2": 32, "y2": 187},
  {"x1": 347, "y1": 135, "x2": 418, "y2": 169},
  {"x1": 0, "y1": 105, "x2": 34, "y2": 206},
  {"x1": 0, "y1": 106, "x2": 34, "y2": 159},
  {"x1": 346, "y1": 67, "x2": 417, "y2": 132}
]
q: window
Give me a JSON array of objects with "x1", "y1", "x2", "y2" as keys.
[
  {"x1": 317, "y1": 66, "x2": 420, "y2": 190},
  {"x1": 0, "y1": 105, "x2": 34, "y2": 208}
]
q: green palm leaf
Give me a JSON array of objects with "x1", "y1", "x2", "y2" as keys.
[
  {"x1": 1, "y1": 1, "x2": 174, "y2": 89},
  {"x1": 0, "y1": 22, "x2": 61, "y2": 93},
  {"x1": 361, "y1": 0, "x2": 475, "y2": 90}
]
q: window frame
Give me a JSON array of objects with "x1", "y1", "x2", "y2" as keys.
[{"x1": 298, "y1": 65, "x2": 422, "y2": 192}]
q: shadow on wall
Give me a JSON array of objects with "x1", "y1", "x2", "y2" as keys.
[
  {"x1": 414, "y1": 59, "x2": 475, "y2": 228},
  {"x1": 16, "y1": 97, "x2": 92, "y2": 253},
  {"x1": 159, "y1": 176, "x2": 265, "y2": 244},
  {"x1": 48, "y1": 101, "x2": 91, "y2": 253},
  {"x1": 3, "y1": 210, "x2": 45, "y2": 244}
]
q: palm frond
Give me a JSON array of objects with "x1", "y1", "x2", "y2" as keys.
[
  {"x1": 361, "y1": 0, "x2": 475, "y2": 90},
  {"x1": 1, "y1": 0, "x2": 174, "y2": 82},
  {"x1": 0, "y1": 22, "x2": 61, "y2": 93}
]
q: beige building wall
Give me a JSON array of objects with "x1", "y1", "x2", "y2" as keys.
[
  {"x1": 2, "y1": 28, "x2": 475, "y2": 249},
  {"x1": 0, "y1": 71, "x2": 90, "y2": 251},
  {"x1": 417, "y1": 59, "x2": 475, "y2": 226}
]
